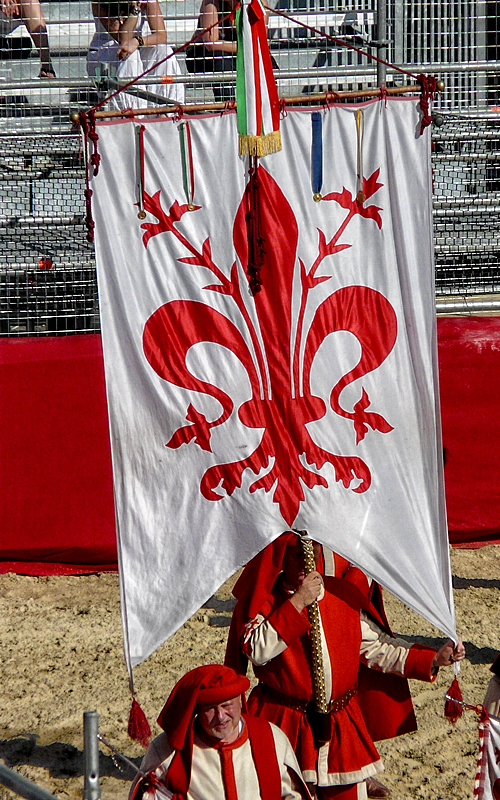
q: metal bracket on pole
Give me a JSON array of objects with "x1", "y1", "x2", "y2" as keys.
[{"x1": 83, "y1": 711, "x2": 101, "y2": 800}]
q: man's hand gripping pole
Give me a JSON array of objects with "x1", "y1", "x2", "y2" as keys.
[{"x1": 300, "y1": 534, "x2": 332, "y2": 745}]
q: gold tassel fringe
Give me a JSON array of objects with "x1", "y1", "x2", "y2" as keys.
[{"x1": 239, "y1": 130, "x2": 282, "y2": 157}]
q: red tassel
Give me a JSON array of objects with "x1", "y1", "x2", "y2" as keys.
[
  {"x1": 128, "y1": 697, "x2": 152, "y2": 747},
  {"x1": 244, "y1": 156, "x2": 265, "y2": 296},
  {"x1": 445, "y1": 677, "x2": 463, "y2": 724}
]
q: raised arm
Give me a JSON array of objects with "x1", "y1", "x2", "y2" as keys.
[
  {"x1": 198, "y1": 0, "x2": 237, "y2": 55},
  {"x1": 117, "y1": 1, "x2": 143, "y2": 44},
  {"x1": 116, "y1": 0, "x2": 166, "y2": 58},
  {"x1": 143, "y1": 0, "x2": 167, "y2": 44},
  {"x1": 90, "y1": 0, "x2": 165, "y2": 60}
]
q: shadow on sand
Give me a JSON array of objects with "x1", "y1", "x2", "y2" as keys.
[{"x1": 0, "y1": 735, "x2": 142, "y2": 781}]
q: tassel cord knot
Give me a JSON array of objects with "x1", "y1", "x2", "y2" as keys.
[{"x1": 417, "y1": 74, "x2": 438, "y2": 135}]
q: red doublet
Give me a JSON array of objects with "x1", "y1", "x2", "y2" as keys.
[
  {"x1": 226, "y1": 539, "x2": 438, "y2": 788},
  {"x1": 245, "y1": 556, "x2": 381, "y2": 785}
]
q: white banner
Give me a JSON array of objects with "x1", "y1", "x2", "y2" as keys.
[{"x1": 91, "y1": 99, "x2": 456, "y2": 668}]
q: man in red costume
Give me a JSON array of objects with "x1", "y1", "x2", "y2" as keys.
[
  {"x1": 129, "y1": 663, "x2": 310, "y2": 800},
  {"x1": 225, "y1": 532, "x2": 465, "y2": 800}
]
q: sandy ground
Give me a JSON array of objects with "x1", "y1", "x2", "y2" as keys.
[{"x1": 0, "y1": 545, "x2": 498, "y2": 800}]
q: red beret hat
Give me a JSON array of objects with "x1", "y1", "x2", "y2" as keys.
[{"x1": 157, "y1": 664, "x2": 250, "y2": 750}]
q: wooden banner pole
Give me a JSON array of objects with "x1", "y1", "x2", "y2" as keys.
[{"x1": 80, "y1": 84, "x2": 420, "y2": 122}]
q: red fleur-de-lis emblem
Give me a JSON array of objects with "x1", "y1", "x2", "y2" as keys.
[{"x1": 141, "y1": 166, "x2": 397, "y2": 526}]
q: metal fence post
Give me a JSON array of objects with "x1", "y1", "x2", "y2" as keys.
[
  {"x1": 377, "y1": 0, "x2": 387, "y2": 86},
  {"x1": 83, "y1": 711, "x2": 101, "y2": 800}
]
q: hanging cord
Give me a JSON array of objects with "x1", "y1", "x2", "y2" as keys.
[
  {"x1": 355, "y1": 108, "x2": 365, "y2": 203},
  {"x1": 179, "y1": 121, "x2": 196, "y2": 210},
  {"x1": 324, "y1": 90, "x2": 341, "y2": 108},
  {"x1": 245, "y1": 155, "x2": 265, "y2": 295},
  {"x1": 86, "y1": 108, "x2": 101, "y2": 175},
  {"x1": 135, "y1": 124, "x2": 146, "y2": 219},
  {"x1": 416, "y1": 73, "x2": 439, "y2": 133},
  {"x1": 79, "y1": 109, "x2": 100, "y2": 243}
]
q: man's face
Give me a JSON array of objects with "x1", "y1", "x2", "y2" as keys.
[
  {"x1": 197, "y1": 695, "x2": 242, "y2": 744},
  {"x1": 282, "y1": 541, "x2": 321, "y2": 589}
]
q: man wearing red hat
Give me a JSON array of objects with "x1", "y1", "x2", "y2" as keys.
[
  {"x1": 225, "y1": 532, "x2": 465, "y2": 800},
  {"x1": 129, "y1": 663, "x2": 310, "y2": 800}
]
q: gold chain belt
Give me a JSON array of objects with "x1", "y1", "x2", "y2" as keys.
[{"x1": 259, "y1": 683, "x2": 357, "y2": 714}]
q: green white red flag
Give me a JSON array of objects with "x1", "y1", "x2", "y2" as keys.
[{"x1": 236, "y1": 0, "x2": 281, "y2": 156}]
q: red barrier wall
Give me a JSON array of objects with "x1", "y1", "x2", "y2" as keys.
[
  {"x1": 0, "y1": 318, "x2": 499, "y2": 573},
  {"x1": 0, "y1": 334, "x2": 116, "y2": 573},
  {"x1": 438, "y1": 317, "x2": 500, "y2": 548}
]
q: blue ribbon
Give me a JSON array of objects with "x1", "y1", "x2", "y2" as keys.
[{"x1": 311, "y1": 112, "x2": 323, "y2": 197}]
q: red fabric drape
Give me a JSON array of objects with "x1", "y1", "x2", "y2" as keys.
[
  {"x1": 438, "y1": 317, "x2": 500, "y2": 547},
  {"x1": 0, "y1": 334, "x2": 116, "y2": 573},
  {"x1": 0, "y1": 316, "x2": 498, "y2": 574}
]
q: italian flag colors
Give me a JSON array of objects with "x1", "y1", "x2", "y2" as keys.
[{"x1": 236, "y1": 0, "x2": 282, "y2": 157}]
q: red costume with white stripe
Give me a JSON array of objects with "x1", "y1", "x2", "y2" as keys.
[
  {"x1": 130, "y1": 717, "x2": 307, "y2": 800},
  {"x1": 129, "y1": 664, "x2": 310, "y2": 800},
  {"x1": 225, "y1": 535, "x2": 438, "y2": 798}
]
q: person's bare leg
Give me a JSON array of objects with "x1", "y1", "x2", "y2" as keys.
[{"x1": 19, "y1": 0, "x2": 55, "y2": 76}]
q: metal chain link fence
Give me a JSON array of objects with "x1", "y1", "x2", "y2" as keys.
[
  {"x1": 433, "y1": 113, "x2": 500, "y2": 302},
  {"x1": 0, "y1": 0, "x2": 499, "y2": 334}
]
